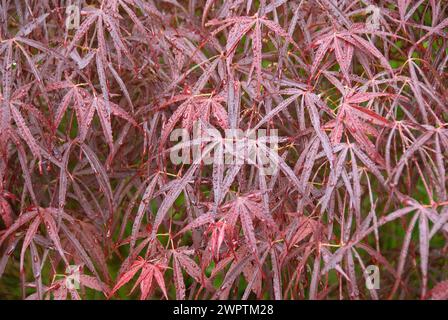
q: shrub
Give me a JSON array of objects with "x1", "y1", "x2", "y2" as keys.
[{"x1": 0, "y1": 0, "x2": 447, "y2": 300}]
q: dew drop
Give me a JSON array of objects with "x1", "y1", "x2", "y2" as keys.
[{"x1": 7, "y1": 246, "x2": 15, "y2": 256}]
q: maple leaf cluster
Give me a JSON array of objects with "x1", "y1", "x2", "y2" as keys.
[{"x1": 0, "y1": 0, "x2": 447, "y2": 300}]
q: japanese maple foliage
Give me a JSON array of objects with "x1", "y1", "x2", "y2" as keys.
[{"x1": 0, "y1": 0, "x2": 447, "y2": 300}]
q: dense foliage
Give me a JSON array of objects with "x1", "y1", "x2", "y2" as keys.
[{"x1": 0, "y1": 0, "x2": 447, "y2": 300}]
